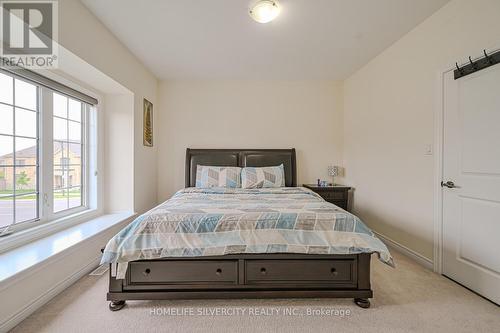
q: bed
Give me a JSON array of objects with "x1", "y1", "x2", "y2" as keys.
[{"x1": 102, "y1": 148, "x2": 393, "y2": 311}]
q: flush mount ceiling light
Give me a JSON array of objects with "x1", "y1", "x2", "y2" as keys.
[{"x1": 249, "y1": 0, "x2": 280, "y2": 24}]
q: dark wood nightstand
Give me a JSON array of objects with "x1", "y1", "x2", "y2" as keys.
[{"x1": 303, "y1": 184, "x2": 351, "y2": 211}]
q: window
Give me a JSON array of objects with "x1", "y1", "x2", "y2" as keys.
[
  {"x1": 0, "y1": 74, "x2": 39, "y2": 230},
  {"x1": 0, "y1": 69, "x2": 97, "y2": 235},
  {"x1": 53, "y1": 93, "x2": 84, "y2": 213}
]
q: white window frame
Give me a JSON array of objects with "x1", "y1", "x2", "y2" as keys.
[
  {"x1": 0, "y1": 69, "x2": 101, "y2": 245},
  {"x1": 41, "y1": 87, "x2": 91, "y2": 222},
  {"x1": 0, "y1": 73, "x2": 41, "y2": 233}
]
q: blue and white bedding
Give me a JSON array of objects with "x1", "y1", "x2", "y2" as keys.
[
  {"x1": 196, "y1": 165, "x2": 242, "y2": 188},
  {"x1": 241, "y1": 164, "x2": 285, "y2": 188},
  {"x1": 101, "y1": 187, "x2": 394, "y2": 279}
]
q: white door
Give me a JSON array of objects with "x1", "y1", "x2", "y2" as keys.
[{"x1": 443, "y1": 64, "x2": 500, "y2": 305}]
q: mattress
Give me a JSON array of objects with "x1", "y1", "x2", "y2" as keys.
[{"x1": 101, "y1": 187, "x2": 393, "y2": 279}]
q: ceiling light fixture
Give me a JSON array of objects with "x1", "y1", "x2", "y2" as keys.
[{"x1": 249, "y1": 0, "x2": 280, "y2": 24}]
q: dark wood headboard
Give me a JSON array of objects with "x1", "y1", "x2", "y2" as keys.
[{"x1": 185, "y1": 148, "x2": 297, "y2": 187}]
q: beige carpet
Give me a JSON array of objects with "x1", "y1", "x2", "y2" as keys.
[{"x1": 11, "y1": 252, "x2": 500, "y2": 333}]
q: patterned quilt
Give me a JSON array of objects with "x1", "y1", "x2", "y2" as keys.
[{"x1": 101, "y1": 187, "x2": 394, "y2": 279}]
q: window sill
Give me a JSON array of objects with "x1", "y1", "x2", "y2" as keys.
[
  {"x1": 0, "y1": 209, "x2": 106, "y2": 254},
  {"x1": 0, "y1": 211, "x2": 135, "y2": 284}
]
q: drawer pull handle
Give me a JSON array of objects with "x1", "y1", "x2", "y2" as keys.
[
  {"x1": 260, "y1": 267, "x2": 267, "y2": 275},
  {"x1": 216, "y1": 268, "x2": 222, "y2": 276},
  {"x1": 143, "y1": 268, "x2": 151, "y2": 276},
  {"x1": 330, "y1": 268, "x2": 338, "y2": 276}
]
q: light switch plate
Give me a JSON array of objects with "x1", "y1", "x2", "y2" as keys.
[{"x1": 424, "y1": 144, "x2": 433, "y2": 155}]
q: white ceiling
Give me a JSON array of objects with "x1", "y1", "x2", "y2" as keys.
[{"x1": 81, "y1": 0, "x2": 449, "y2": 80}]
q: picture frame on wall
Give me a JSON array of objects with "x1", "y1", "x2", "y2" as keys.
[{"x1": 143, "y1": 98, "x2": 153, "y2": 147}]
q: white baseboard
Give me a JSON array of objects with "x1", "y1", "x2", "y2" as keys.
[
  {"x1": 373, "y1": 231, "x2": 434, "y2": 270},
  {"x1": 1, "y1": 257, "x2": 100, "y2": 332},
  {"x1": 0, "y1": 256, "x2": 100, "y2": 333}
]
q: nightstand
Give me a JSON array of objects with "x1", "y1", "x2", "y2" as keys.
[{"x1": 303, "y1": 184, "x2": 352, "y2": 211}]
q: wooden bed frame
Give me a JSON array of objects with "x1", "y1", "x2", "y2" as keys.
[{"x1": 107, "y1": 148, "x2": 372, "y2": 311}]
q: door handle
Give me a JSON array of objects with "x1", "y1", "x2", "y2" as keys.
[{"x1": 441, "y1": 181, "x2": 459, "y2": 188}]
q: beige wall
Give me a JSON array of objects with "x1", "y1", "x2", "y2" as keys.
[
  {"x1": 59, "y1": 0, "x2": 158, "y2": 213},
  {"x1": 103, "y1": 94, "x2": 135, "y2": 211},
  {"x1": 343, "y1": 0, "x2": 500, "y2": 260},
  {"x1": 157, "y1": 81, "x2": 344, "y2": 201}
]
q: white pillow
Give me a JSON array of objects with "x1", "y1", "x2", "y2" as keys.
[
  {"x1": 241, "y1": 164, "x2": 285, "y2": 188},
  {"x1": 195, "y1": 165, "x2": 241, "y2": 188}
]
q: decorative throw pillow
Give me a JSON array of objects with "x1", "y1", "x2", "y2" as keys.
[
  {"x1": 241, "y1": 164, "x2": 285, "y2": 188},
  {"x1": 195, "y1": 166, "x2": 242, "y2": 188}
]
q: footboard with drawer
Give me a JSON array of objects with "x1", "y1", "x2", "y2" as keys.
[{"x1": 107, "y1": 253, "x2": 373, "y2": 310}]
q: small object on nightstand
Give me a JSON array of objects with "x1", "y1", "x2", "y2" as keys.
[
  {"x1": 317, "y1": 178, "x2": 321, "y2": 186},
  {"x1": 328, "y1": 165, "x2": 340, "y2": 185},
  {"x1": 303, "y1": 184, "x2": 352, "y2": 212}
]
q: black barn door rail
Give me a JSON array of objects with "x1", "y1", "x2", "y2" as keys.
[{"x1": 454, "y1": 49, "x2": 500, "y2": 80}]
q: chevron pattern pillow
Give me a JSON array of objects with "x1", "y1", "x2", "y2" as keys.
[
  {"x1": 195, "y1": 166, "x2": 242, "y2": 188},
  {"x1": 241, "y1": 164, "x2": 285, "y2": 188}
]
